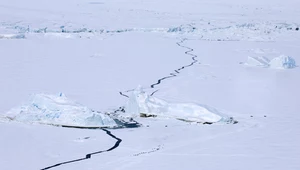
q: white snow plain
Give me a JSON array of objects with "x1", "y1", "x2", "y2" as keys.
[{"x1": 1, "y1": 0, "x2": 300, "y2": 170}]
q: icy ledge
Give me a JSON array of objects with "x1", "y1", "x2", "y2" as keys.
[
  {"x1": 124, "y1": 86, "x2": 236, "y2": 124},
  {"x1": 4, "y1": 93, "x2": 118, "y2": 128}
]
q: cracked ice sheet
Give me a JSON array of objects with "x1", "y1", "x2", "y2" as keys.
[
  {"x1": 155, "y1": 39, "x2": 300, "y2": 115},
  {"x1": 0, "y1": 32, "x2": 189, "y2": 114},
  {"x1": 48, "y1": 40, "x2": 300, "y2": 170},
  {"x1": 11, "y1": 41, "x2": 299, "y2": 170},
  {"x1": 0, "y1": 0, "x2": 300, "y2": 170},
  {"x1": 150, "y1": 40, "x2": 300, "y2": 170}
]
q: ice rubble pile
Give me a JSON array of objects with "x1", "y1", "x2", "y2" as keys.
[
  {"x1": 167, "y1": 25, "x2": 197, "y2": 34},
  {"x1": 125, "y1": 86, "x2": 234, "y2": 123},
  {"x1": 5, "y1": 93, "x2": 117, "y2": 127},
  {"x1": 244, "y1": 55, "x2": 297, "y2": 69}
]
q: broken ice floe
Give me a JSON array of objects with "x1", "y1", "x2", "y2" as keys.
[
  {"x1": 2, "y1": 90, "x2": 236, "y2": 127},
  {"x1": 4, "y1": 93, "x2": 118, "y2": 128},
  {"x1": 242, "y1": 55, "x2": 297, "y2": 69},
  {"x1": 124, "y1": 86, "x2": 236, "y2": 124}
]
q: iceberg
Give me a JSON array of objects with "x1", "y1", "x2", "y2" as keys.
[
  {"x1": 124, "y1": 86, "x2": 235, "y2": 124},
  {"x1": 269, "y1": 55, "x2": 297, "y2": 69},
  {"x1": 243, "y1": 55, "x2": 297, "y2": 69},
  {"x1": 5, "y1": 93, "x2": 117, "y2": 127}
]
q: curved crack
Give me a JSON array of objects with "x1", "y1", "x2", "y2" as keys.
[
  {"x1": 41, "y1": 128, "x2": 122, "y2": 170},
  {"x1": 149, "y1": 38, "x2": 199, "y2": 93},
  {"x1": 119, "y1": 38, "x2": 198, "y2": 97},
  {"x1": 119, "y1": 91, "x2": 129, "y2": 98}
]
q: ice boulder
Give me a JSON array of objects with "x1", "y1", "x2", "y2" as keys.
[
  {"x1": 124, "y1": 86, "x2": 235, "y2": 124},
  {"x1": 5, "y1": 93, "x2": 117, "y2": 127},
  {"x1": 269, "y1": 55, "x2": 297, "y2": 69}
]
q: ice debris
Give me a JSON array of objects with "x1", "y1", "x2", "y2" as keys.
[
  {"x1": 167, "y1": 24, "x2": 197, "y2": 34},
  {"x1": 243, "y1": 55, "x2": 297, "y2": 69},
  {"x1": 124, "y1": 86, "x2": 235, "y2": 124},
  {"x1": 5, "y1": 93, "x2": 117, "y2": 127}
]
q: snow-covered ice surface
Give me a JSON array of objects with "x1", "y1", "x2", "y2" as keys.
[{"x1": 1, "y1": 0, "x2": 300, "y2": 169}]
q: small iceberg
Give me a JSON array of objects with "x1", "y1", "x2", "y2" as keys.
[
  {"x1": 124, "y1": 86, "x2": 236, "y2": 124},
  {"x1": 269, "y1": 55, "x2": 297, "y2": 69},
  {"x1": 242, "y1": 55, "x2": 297, "y2": 69},
  {"x1": 5, "y1": 93, "x2": 118, "y2": 128}
]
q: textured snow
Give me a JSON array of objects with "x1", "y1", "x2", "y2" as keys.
[
  {"x1": 125, "y1": 86, "x2": 232, "y2": 123},
  {"x1": 5, "y1": 93, "x2": 117, "y2": 127}
]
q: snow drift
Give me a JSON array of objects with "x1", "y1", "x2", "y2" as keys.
[
  {"x1": 243, "y1": 55, "x2": 297, "y2": 69},
  {"x1": 4, "y1": 93, "x2": 117, "y2": 127},
  {"x1": 125, "y1": 86, "x2": 235, "y2": 124}
]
